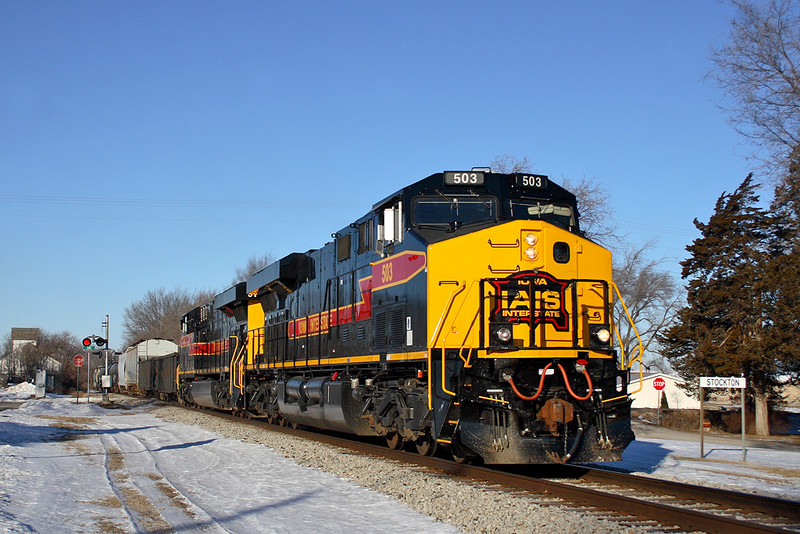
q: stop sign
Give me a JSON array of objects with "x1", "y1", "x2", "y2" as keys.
[
  {"x1": 73, "y1": 354, "x2": 85, "y2": 367},
  {"x1": 653, "y1": 377, "x2": 666, "y2": 391}
]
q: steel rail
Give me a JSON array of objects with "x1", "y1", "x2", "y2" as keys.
[{"x1": 572, "y1": 466, "x2": 800, "y2": 524}]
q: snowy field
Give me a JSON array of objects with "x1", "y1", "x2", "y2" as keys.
[
  {"x1": 600, "y1": 427, "x2": 800, "y2": 499},
  {"x1": 0, "y1": 384, "x2": 459, "y2": 534},
  {"x1": 1, "y1": 383, "x2": 799, "y2": 534}
]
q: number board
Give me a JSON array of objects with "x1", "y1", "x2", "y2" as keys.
[
  {"x1": 444, "y1": 171, "x2": 485, "y2": 186},
  {"x1": 514, "y1": 174, "x2": 548, "y2": 189}
]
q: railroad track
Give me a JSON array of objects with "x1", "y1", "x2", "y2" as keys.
[
  {"x1": 185, "y1": 405, "x2": 800, "y2": 533},
  {"x1": 529, "y1": 464, "x2": 800, "y2": 532}
]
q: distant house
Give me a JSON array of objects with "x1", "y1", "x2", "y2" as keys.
[
  {"x1": 1, "y1": 328, "x2": 40, "y2": 378},
  {"x1": 1, "y1": 328, "x2": 64, "y2": 382},
  {"x1": 11, "y1": 328, "x2": 39, "y2": 352},
  {"x1": 629, "y1": 372, "x2": 700, "y2": 410}
]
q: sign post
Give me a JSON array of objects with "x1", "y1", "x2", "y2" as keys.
[
  {"x1": 653, "y1": 377, "x2": 666, "y2": 425},
  {"x1": 699, "y1": 376, "x2": 747, "y2": 461},
  {"x1": 73, "y1": 354, "x2": 85, "y2": 404},
  {"x1": 87, "y1": 348, "x2": 91, "y2": 403}
]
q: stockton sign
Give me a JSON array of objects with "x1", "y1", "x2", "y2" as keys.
[
  {"x1": 698, "y1": 375, "x2": 748, "y2": 461},
  {"x1": 700, "y1": 376, "x2": 746, "y2": 389}
]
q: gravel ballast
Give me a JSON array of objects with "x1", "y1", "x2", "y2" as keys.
[{"x1": 151, "y1": 405, "x2": 650, "y2": 534}]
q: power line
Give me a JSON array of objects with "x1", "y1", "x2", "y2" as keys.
[{"x1": 0, "y1": 194, "x2": 356, "y2": 209}]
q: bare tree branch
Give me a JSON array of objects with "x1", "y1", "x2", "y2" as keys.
[
  {"x1": 613, "y1": 240, "x2": 682, "y2": 372},
  {"x1": 233, "y1": 253, "x2": 273, "y2": 285},
  {"x1": 122, "y1": 287, "x2": 215, "y2": 347},
  {"x1": 489, "y1": 153, "x2": 533, "y2": 174},
  {"x1": 489, "y1": 154, "x2": 622, "y2": 245},
  {"x1": 708, "y1": 0, "x2": 800, "y2": 173}
]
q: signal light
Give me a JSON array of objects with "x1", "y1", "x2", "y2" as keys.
[{"x1": 82, "y1": 336, "x2": 106, "y2": 349}]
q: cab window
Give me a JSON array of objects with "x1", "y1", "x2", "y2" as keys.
[
  {"x1": 509, "y1": 200, "x2": 576, "y2": 230},
  {"x1": 412, "y1": 196, "x2": 497, "y2": 225}
]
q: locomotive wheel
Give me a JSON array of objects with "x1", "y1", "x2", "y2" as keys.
[
  {"x1": 450, "y1": 441, "x2": 474, "y2": 465},
  {"x1": 414, "y1": 432, "x2": 437, "y2": 456},
  {"x1": 451, "y1": 450, "x2": 471, "y2": 464},
  {"x1": 385, "y1": 432, "x2": 403, "y2": 450},
  {"x1": 278, "y1": 417, "x2": 288, "y2": 427}
]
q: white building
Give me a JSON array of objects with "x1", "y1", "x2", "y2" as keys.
[{"x1": 629, "y1": 372, "x2": 700, "y2": 410}]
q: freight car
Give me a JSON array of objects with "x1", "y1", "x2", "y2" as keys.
[
  {"x1": 138, "y1": 352, "x2": 179, "y2": 401},
  {"x1": 175, "y1": 169, "x2": 642, "y2": 464},
  {"x1": 119, "y1": 339, "x2": 178, "y2": 393}
]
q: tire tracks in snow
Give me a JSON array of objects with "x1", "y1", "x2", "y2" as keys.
[{"x1": 96, "y1": 416, "x2": 233, "y2": 533}]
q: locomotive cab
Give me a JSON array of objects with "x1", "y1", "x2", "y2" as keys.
[{"x1": 414, "y1": 171, "x2": 637, "y2": 462}]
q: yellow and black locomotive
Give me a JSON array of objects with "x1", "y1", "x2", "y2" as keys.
[{"x1": 177, "y1": 169, "x2": 640, "y2": 464}]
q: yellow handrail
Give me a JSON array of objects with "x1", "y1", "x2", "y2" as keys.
[
  {"x1": 604, "y1": 282, "x2": 644, "y2": 403},
  {"x1": 228, "y1": 336, "x2": 245, "y2": 396},
  {"x1": 238, "y1": 336, "x2": 246, "y2": 392},
  {"x1": 609, "y1": 282, "x2": 643, "y2": 370},
  {"x1": 440, "y1": 281, "x2": 480, "y2": 369},
  {"x1": 428, "y1": 281, "x2": 465, "y2": 408}
]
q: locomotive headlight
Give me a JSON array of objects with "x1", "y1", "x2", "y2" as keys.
[
  {"x1": 524, "y1": 246, "x2": 538, "y2": 260},
  {"x1": 590, "y1": 325, "x2": 612, "y2": 347},
  {"x1": 491, "y1": 324, "x2": 513, "y2": 345},
  {"x1": 496, "y1": 326, "x2": 512, "y2": 343},
  {"x1": 595, "y1": 328, "x2": 611, "y2": 343},
  {"x1": 524, "y1": 233, "x2": 538, "y2": 246}
]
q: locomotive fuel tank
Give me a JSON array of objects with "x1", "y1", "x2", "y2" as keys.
[
  {"x1": 278, "y1": 376, "x2": 374, "y2": 435},
  {"x1": 185, "y1": 380, "x2": 219, "y2": 410}
]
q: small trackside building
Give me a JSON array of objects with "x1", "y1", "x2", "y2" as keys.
[{"x1": 629, "y1": 372, "x2": 700, "y2": 410}]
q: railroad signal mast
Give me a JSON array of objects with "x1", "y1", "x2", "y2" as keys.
[
  {"x1": 100, "y1": 315, "x2": 111, "y2": 402},
  {"x1": 82, "y1": 315, "x2": 112, "y2": 403},
  {"x1": 81, "y1": 335, "x2": 103, "y2": 402}
]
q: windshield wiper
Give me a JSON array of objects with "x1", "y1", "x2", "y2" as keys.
[
  {"x1": 467, "y1": 189, "x2": 492, "y2": 210},
  {"x1": 434, "y1": 189, "x2": 455, "y2": 208},
  {"x1": 416, "y1": 222, "x2": 462, "y2": 233}
]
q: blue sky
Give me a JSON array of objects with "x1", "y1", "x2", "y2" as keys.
[{"x1": 1, "y1": 1, "x2": 755, "y2": 349}]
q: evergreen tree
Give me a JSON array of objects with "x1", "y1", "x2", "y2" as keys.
[
  {"x1": 661, "y1": 175, "x2": 776, "y2": 434},
  {"x1": 765, "y1": 147, "x2": 800, "y2": 380}
]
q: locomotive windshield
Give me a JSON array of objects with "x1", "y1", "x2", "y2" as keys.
[
  {"x1": 509, "y1": 200, "x2": 576, "y2": 230},
  {"x1": 412, "y1": 195, "x2": 497, "y2": 226}
]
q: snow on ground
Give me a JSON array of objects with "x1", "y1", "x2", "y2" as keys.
[
  {"x1": 0, "y1": 388, "x2": 459, "y2": 534},
  {"x1": 599, "y1": 431, "x2": 800, "y2": 499},
  {"x1": 1, "y1": 385, "x2": 799, "y2": 534},
  {"x1": 0, "y1": 382, "x2": 37, "y2": 400}
]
